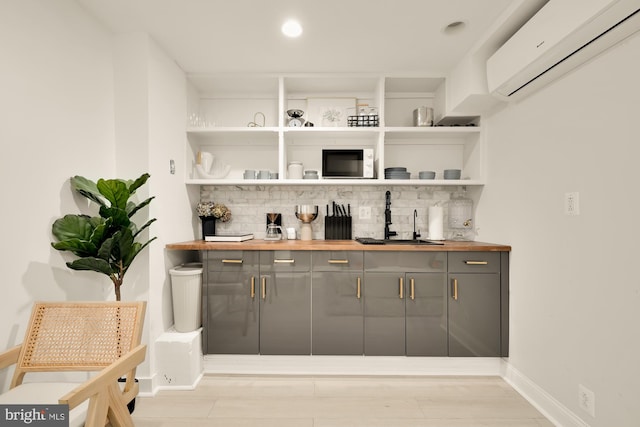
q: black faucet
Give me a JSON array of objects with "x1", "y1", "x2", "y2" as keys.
[
  {"x1": 384, "y1": 191, "x2": 397, "y2": 239},
  {"x1": 413, "y1": 209, "x2": 421, "y2": 240}
]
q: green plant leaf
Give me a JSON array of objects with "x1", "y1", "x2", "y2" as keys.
[
  {"x1": 52, "y1": 214, "x2": 94, "y2": 242},
  {"x1": 99, "y1": 228, "x2": 134, "y2": 264},
  {"x1": 97, "y1": 179, "x2": 129, "y2": 210},
  {"x1": 115, "y1": 228, "x2": 134, "y2": 262},
  {"x1": 89, "y1": 220, "x2": 108, "y2": 247},
  {"x1": 99, "y1": 206, "x2": 130, "y2": 228},
  {"x1": 127, "y1": 173, "x2": 150, "y2": 195},
  {"x1": 127, "y1": 196, "x2": 155, "y2": 217},
  {"x1": 70, "y1": 176, "x2": 106, "y2": 207},
  {"x1": 123, "y1": 237, "x2": 156, "y2": 268},
  {"x1": 67, "y1": 257, "x2": 114, "y2": 276},
  {"x1": 96, "y1": 233, "x2": 115, "y2": 262},
  {"x1": 51, "y1": 239, "x2": 98, "y2": 257},
  {"x1": 132, "y1": 218, "x2": 156, "y2": 239}
]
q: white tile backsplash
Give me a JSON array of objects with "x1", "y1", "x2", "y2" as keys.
[{"x1": 200, "y1": 185, "x2": 465, "y2": 240}]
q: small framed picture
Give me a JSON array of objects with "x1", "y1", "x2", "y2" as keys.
[{"x1": 306, "y1": 98, "x2": 356, "y2": 127}]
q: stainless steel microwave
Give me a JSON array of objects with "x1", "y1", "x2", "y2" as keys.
[{"x1": 322, "y1": 149, "x2": 375, "y2": 179}]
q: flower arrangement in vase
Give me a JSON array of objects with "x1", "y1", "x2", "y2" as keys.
[{"x1": 196, "y1": 201, "x2": 231, "y2": 239}]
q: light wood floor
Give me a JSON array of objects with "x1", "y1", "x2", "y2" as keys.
[{"x1": 132, "y1": 375, "x2": 554, "y2": 426}]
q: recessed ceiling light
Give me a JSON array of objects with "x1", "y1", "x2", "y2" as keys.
[
  {"x1": 443, "y1": 21, "x2": 466, "y2": 35},
  {"x1": 282, "y1": 19, "x2": 303, "y2": 38}
]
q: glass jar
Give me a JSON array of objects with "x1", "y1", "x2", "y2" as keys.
[{"x1": 448, "y1": 193, "x2": 473, "y2": 240}]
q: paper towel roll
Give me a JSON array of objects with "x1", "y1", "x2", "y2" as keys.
[{"x1": 428, "y1": 206, "x2": 444, "y2": 240}]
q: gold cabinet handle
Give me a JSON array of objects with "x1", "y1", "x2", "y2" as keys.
[
  {"x1": 328, "y1": 259, "x2": 349, "y2": 264},
  {"x1": 274, "y1": 259, "x2": 295, "y2": 264},
  {"x1": 357, "y1": 277, "x2": 361, "y2": 299},
  {"x1": 250, "y1": 276, "x2": 255, "y2": 299},
  {"x1": 222, "y1": 259, "x2": 243, "y2": 264},
  {"x1": 452, "y1": 278, "x2": 458, "y2": 301},
  {"x1": 261, "y1": 277, "x2": 266, "y2": 299},
  {"x1": 399, "y1": 277, "x2": 404, "y2": 299},
  {"x1": 410, "y1": 278, "x2": 415, "y2": 300},
  {"x1": 464, "y1": 260, "x2": 488, "y2": 265}
]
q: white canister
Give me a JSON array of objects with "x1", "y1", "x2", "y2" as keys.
[{"x1": 288, "y1": 161, "x2": 303, "y2": 179}]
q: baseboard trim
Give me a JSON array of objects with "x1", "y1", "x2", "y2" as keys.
[
  {"x1": 502, "y1": 363, "x2": 589, "y2": 427},
  {"x1": 136, "y1": 374, "x2": 154, "y2": 397},
  {"x1": 203, "y1": 355, "x2": 503, "y2": 376}
]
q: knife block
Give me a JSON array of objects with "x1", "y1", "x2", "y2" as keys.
[{"x1": 324, "y1": 216, "x2": 352, "y2": 240}]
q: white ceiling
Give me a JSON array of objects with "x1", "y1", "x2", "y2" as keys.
[{"x1": 77, "y1": 0, "x2": 526, "y2": 78}]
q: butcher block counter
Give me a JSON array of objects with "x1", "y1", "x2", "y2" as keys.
[{"x1": 166, "y1": 239, "x2": 511, "y2": 252}]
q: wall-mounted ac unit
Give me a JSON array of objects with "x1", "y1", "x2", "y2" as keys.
[{"x1": 487, "y1": 0, "x2": 640, "y2": 100}]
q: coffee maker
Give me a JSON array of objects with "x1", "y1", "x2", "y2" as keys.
[{"x1": 265, "y1": 213, "x2": 283, "y2": 241}]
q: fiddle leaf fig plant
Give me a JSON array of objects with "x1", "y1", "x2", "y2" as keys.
[{"x1": 51, "y1": 173, "x2": 156, "y2": 301}]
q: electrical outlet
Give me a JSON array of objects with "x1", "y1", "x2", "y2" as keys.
[
  {"x1": 565, "y1": 192, "x2": 580, "y2": 215},
  {"x1": 578, "y1": 384, "x2": 596, "y2": 417},
  {"x1": 359, "y1": 206, "x2": 371, "y2": 220}
]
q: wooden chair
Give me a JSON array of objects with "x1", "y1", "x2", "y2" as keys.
[{"x1": 0, "y1": 301, "x2": 147, "y2": 427}]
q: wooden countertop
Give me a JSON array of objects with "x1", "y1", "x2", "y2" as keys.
[{"x1": 166, "y1": 239, "x2": 511, "y2": 252}]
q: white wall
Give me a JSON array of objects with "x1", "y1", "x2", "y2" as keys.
[
  {"x1": 0, "y1": 0, "x2": 116, "y2": 387},
  {"x1": 479, "y1": 33, "x2": 640, "y2": 426},
  {"x1": 146, "y1": 34, "x2": 202, "y2": 390},
  {"x1": 111, "y1": 32, "x2": 198, "y2": 390},
  {"x1": 0, "y1": 1, "x2": 196, "y2": 394}
]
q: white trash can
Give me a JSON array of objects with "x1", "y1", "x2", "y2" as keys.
[{"x1": 169, "y1": 263, "x2": 203, "y2": 332}]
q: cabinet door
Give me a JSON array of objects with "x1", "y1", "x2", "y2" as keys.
[
  {"x1": 363, "y1": 272, "x2": 406, "y2": 356},
  {"x1": 312, "y1": 271, "x2": 363, "y2": 355},
  {"x1": 206, "y1": 270, "x2": 259, "y2": 354},
  {"x1": 448, "y1": 273, "x2": 501, "y2": 357},
  {"x1": 259, "y1": 272, "x2": 311, "y2": 355},
  {"x1": 203, "y1": 251, "x2": 259, "y2": 355},
  {"x1": 405, "y1": 272, "x2": 448, "y2": 356}
]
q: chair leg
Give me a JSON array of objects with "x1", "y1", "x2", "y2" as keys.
[
  {"x1": 106, "y1": 382, "x2": 134, "y2": 427},
  {"x1": 84, "y1": 391, "x2": 109, "y2": 427}
]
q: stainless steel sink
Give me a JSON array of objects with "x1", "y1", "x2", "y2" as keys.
[
  {"x1": 355, "y1": 237, "x2": 443, "y2": 245},
  {"x1": 383, "y1": 239, "x2": 444, "y2": 245}
]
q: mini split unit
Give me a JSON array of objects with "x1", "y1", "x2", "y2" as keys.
[{"x1": 487, "y1": 0, "x2": 640, "y2": 100}]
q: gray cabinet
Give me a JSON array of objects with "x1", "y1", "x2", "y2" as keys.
[
  {"x1": 364, "y1": 252, "x2": 447, "y2": 356},
  {"x1": 447, "y1": 252, "x2": 504, "y2": 357},
  {"x1": 202, "y1": 248, "x2": 509, "y2": 358},
  {"x1": 203, "y1": 251, "x2": 260, "y2": 354},
  {"x1": 259, "y1": 251, "x2": 311, "y2": 355},
  {"x1": 311, "y1": 251, "x2": 364, "y2": 355},
  {"x1": 405, "y1": 272, "x2": 448, "y2": 356},
  {"x1": 362, "y1": 271, "x2": 406, "y2": 355}
]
